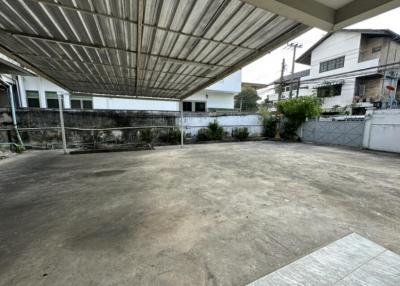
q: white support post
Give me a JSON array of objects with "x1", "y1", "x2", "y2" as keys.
[
  {"x1": 180, "y1": 100, "x2": 184, "y2": 148},
  {"x1": 58, "y1": 93, "x2": 67, "y2": 154}
]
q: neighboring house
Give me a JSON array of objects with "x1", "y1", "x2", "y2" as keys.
[
  {"x1": 16, "y1": 70, "x2": 241, "y2": 112},
  {"x1": 262, "y1": 29, "x2": 400, "y2": 114},
  {"x1": 258, "y1": 69, "x2": 311, "y2": 104}
]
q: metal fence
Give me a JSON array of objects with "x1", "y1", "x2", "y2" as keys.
[{"x1": 302, "y1": 120, "x2": 366, "y2": 148}]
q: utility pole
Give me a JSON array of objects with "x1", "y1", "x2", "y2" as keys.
[
  {"x1": 278, "y1": 58, "x2": 286, "y2": 101},
  {"x1": 287, "y1": 42, "x2": 303, "y2": 99}
]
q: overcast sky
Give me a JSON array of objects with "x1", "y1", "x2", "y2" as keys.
[{"x1": 242, "y1": 7, "x2": 400, "y2": 85}]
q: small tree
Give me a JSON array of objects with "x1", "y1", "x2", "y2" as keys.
[
  {"x1": 234, "y1": 87, "x2": 260, "y2": 112},
  {"x1": 277, "y1": 96, "x2": 322, "y2": 138},
  {"x1": 258, "y1": 106, "x2": 277, "y2": 138}
]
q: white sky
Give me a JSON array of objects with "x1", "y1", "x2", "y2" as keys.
[{"x1": 242, "y1": 7, "x2": 400, "y2": 85}]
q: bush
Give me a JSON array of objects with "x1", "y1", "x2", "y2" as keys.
[
  {"x1": 277, "y1": 96, "x2": 322, "y2": 139},
  {"x1": 12, "y1": 144, "x2": 24, "y2": 153},
  {"x1": 197, "y1": 127, "x2": 213, "y2": 141},
  {"x1": 264, "y1": 116, "x2": 278, "y2": 138},
  {"x1": 197, "y1": 120, "x2": 224, "y2": 141},
  {"x1": 141, "y1": 128, "x2": 154, "y2": 144},
  {"x1": 232, "y1": 127, "x2": 249, "y2": 141},
  {"x1": 208, "y1": 120, "x2": 224, "y2": 140},
  {"x1": 258, "y1": 106, "x2": 276, "y2": 138},
  {"x1": 159, "y1": 128, "x2": 182, "y2": 144}
]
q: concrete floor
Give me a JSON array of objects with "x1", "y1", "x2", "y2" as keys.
[{"x1": 0, "y1": 142, "x2": 399, "y2": 286}]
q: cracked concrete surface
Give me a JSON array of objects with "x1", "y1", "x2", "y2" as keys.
[{"x1": 0, "y1": 142, "x2": 399, "y2": 286}]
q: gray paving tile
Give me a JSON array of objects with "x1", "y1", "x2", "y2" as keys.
[
  {"x1": 336, "y1": 250, "x2": 400, "y2": 286},
  {"x1": 247, "y1": 233, "x2": 395, "y2": 286}
]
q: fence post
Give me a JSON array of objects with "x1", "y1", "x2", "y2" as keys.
[
  {"x1": 180, "y1": 100, "x2": 184, "y2": 148},
  {"x1": 57, "y1": 92, "x2": 67, "y2": 154}
]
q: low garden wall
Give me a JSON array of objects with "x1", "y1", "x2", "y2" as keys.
[{"x1": 0, "y1": 108, "x2": 263, "y2": 149}]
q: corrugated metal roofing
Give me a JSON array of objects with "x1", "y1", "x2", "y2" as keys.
[{"x1": 0, "y1": 0, "x2": 309, "y2": 99}]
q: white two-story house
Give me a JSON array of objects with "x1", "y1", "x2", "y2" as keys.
[{"x1": 261, "y1": 29, "x2": 400, "y2": 115}]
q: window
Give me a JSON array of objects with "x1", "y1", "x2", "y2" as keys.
[
  {"x1": 82, "y1": 100, "x2": 93, "y2": 109},
  {"x1": 26, "y1": 90, "x2": 40, "y2": 108},
  {"x1": 70, "y1": 96, "x2": 93, "y2": 109},
  {"x1": 183, "y1": 101, "x2": 192, "y2": 112},
  {"x1": 70, "y1": 99, "x2": 81, "y2": 109},
  {"x1": 45, "y1": 91, "x2": 59, "y2": 108},
  {"x1": 195, "y1": 102, "x2": 206, "y2": 112},
  {"x1": 317, "y1": 84, "x2": 342, "y2": 97},
  {"x1": 319, "y1": 56, "x2": 345, "y2": 73},
  {"x1": 372, "y1": 46, "x2": 382, "y2": 53}
]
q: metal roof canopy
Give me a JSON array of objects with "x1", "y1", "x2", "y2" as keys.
[{"x1": 0, "y1": 0, "x2": 398, "y2": 100}]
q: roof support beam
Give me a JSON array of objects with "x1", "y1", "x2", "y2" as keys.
[
  {"x1": 60, "y1": 79, "x2": 183, "y2": 92},
  {"x1": 0, "y1": 29, "x2": 224, "y2": 70},
  {"x1": 17, "y1": 53, "x2": 213, "y2": 79},
  {"x1": 241, "y1": 0, "x2": 334, "y2": 31},
  {"x1": 241, "y1": 0, "x2": 400, "y2": 31},
  {"x1": 48, "y1": 70, "x2": 195, "y2": 87},
  {"x1": 72, "y1": 91, "x2": 181, "y2": 101},
  {"x1": 136, "y1": 0, "x2": 144, "y2": 94},
  {"x1": 335, "y1": 0, "x2": 400, "y2": 30}
]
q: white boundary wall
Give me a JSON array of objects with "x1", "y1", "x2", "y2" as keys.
[
  {"x1": 179, "y1": 114, "x2": 263, "y2": 137},
  {"x1": 363, "y1": 109, "x2": 400, "y2": 153}
]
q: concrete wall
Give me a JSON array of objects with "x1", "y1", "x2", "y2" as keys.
[
  {"x1": 181, "y1": 113, "x2": 262, "y2": 137},
  {"x1": 0, "y1": 108, "x2": 262, "y2": 148},
  {"x1": 363, "y1": 109, "x2": 400, "y2": 153},
  {"x1": 298, "y1": 109, "x2": 400, "y2": 153}
]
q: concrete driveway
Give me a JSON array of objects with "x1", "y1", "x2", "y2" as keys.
[{"x1": 0, "y1": 142, "x2": 399, "y2": 286}]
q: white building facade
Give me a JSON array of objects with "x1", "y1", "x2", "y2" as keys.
[{"x1": 17, "y1": 71, "x2": 241, "y2": 112}]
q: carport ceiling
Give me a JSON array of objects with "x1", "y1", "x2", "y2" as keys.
[{"x1": 0, "y1": 0, "x2": 398, "y2": 100}]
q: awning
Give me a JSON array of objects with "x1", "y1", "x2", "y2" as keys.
[
  {"x1": 317, "y1": 80, "x2": 345, "y2": 88},
  {"x1": 0, "y1": 0, "x2": 397, "y2": 99}
]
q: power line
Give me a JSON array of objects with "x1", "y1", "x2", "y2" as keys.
[
  {"x1": 286, "y1": 42, "x2": 303, "y2": 99},
  {"x1": 265, "y1": 60, "x2": 400, "y2": 87}
]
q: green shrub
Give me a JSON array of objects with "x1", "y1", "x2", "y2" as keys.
[
  {"x1": 197, "y1": 120, "x2": 225, "y2": 141},
  {"x1": 159, "y1": 128, "x2": 182, "y2": 144},
  {"x1": 141, "y1": 128, "x2": 154, "y2": 144},
  {"x1": 232, "y1": 127, "x2": 249, "y2": 141},
  {"x1": 277, "y1": 96, "x2": 322, "y2": 139},
  {"x1": 264, "y1": 116, "x2": 278, "y2": 138},
  {"x1": 258, "y1": 106, "x2": 276, "y2": 138},
  {"x1": 208, "y1": 120, "x2": 224, "y2": 140},
  {"x1": 13, "y1": 144, "x2": 24, "y2": 153},
  {"x1": 197, "y1": 128, "x2": 213, "y2": 141}
]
